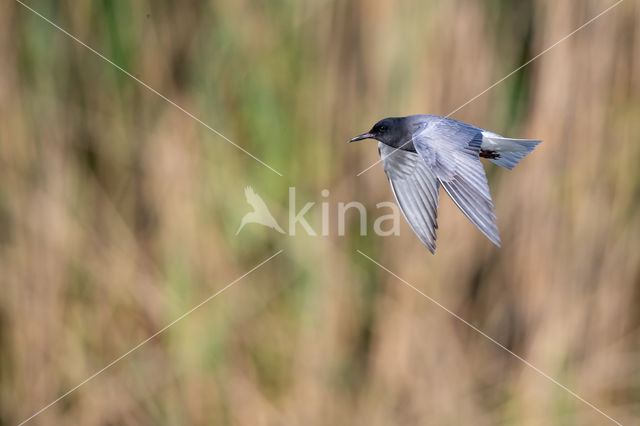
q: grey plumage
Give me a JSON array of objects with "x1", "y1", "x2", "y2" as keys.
[{"x1": 349, "y1": 115, "x2": 541, "y2": 253}]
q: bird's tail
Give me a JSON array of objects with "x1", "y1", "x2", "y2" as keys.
[{"x1": 483, "y1": 136, "x2": 541, "y2": 170}]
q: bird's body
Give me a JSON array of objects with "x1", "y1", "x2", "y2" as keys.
[{"x1": 350, "y1": 115, "x2": 541, "y2": 253}]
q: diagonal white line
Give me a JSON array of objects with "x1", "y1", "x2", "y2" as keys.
[
  {"x1": 356, "y1": 250, "x2": 621, "y2": 425},
  {"x1": 445, "y1": 0, "x2": 624, "y2": 117},
  {"x1": 15, "y1": 0, "x2": 283, "y2": 177},
  {"x1": 17, "y1": 249, "x2": 284, "y2": 426},
  {"x1": 355, "y1": 0, "x2": 624, "y2": 176}
]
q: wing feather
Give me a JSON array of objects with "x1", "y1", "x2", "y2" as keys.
[
  {"x1": 412, "y1": 119, "x2": 500, "y2": 246},
  {"x1": 379, "y1": 143, "x2": 440, "y2": 253}
]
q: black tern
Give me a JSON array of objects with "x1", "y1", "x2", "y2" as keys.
[{"x1": 350, "y1": 115, "x2": 541, "y2": 253}]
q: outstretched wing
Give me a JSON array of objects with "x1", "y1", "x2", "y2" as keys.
[
  {"x1": 245, "y1": 186, "x2": 269, "y2": 211},
  {"x1": 379, "y1": 143, "x2": 440, "y2": 253},
  {"x1": 244, "y1": 186, "x2": 256, "y2": 199},
  {"x1": 412, "y1": 119, "x2": 500, "y2": 246}
]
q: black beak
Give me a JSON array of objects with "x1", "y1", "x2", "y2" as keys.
[{"x1": 348, "y1": 132, "x2": 375, "y2": 143}]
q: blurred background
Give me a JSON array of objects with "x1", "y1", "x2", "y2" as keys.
[{"x1": 2, "y1": 0, "x2": 640, "y2": 424}]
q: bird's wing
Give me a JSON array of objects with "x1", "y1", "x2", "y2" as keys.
[
  {"x1": 245, "y1": 186, "x2": 269, "y2": 211},
  {"x1": 412, "y1": 120, "x2": 500, "y2": 246},
  {"x1": 379, "y1": 143, "x2": 440, "y2": 253}
]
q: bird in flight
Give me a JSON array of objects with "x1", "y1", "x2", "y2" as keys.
[
  {"x1": 349, "y1": 115, "x2": 541, "y2": 253},
  {"x1": 236, "y1": 186, "x2": 285, "y2": 235}
]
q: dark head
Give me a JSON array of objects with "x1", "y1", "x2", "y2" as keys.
[{"x1": 348, "y1": 117, "x2": 410, "y2": 149}]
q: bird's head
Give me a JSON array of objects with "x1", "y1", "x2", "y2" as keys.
[{"x1": 348, "y1": 117, "x2": 404, "y2": 147}]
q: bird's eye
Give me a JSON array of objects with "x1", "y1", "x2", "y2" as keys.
[{"x1": 378, "y1": 126, "x2": 386, "y2": 132}]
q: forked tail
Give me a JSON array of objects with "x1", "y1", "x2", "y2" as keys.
[{"x1": 481, "y1": 135, "x2": 542, "y2": 170}]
